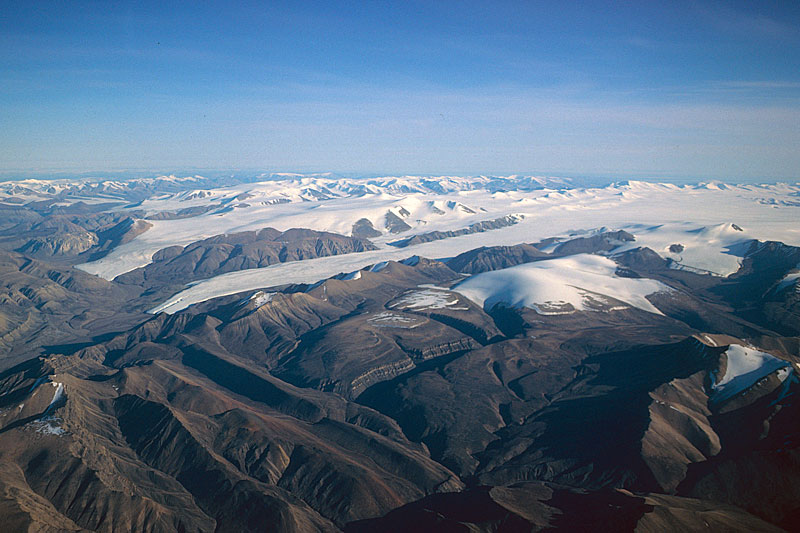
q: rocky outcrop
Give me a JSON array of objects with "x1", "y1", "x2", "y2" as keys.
[
  {"x1": 18, "y1": 230, "x2": 98, "y2": 256},
  {"x1": 445, "y1": 230, "x2": 633, "y2": 274},
  {"x1": 0, "y1": 249, "x2": 145, "y2": 366},
  {"x1": 145, "y1": 203, "x2": 220, "y2": 220},
  {"x1": 2, "y1": 212, "x2": 152, "y2": 263},
  {"x1": 551, "y1": 229, "x2": 635, "y2": 255},
  {"x1": 390, "y1": 214, "x2": 524, "y2": 248},
  {"x1": 384, "y1": 211, "x2": 411, "y2": 233},
  {"x1": 351, "y1": 218, "x2": 381, "y2": 238},
  {"x1": 447, "y1": 243, "x2": 547, "y2": 273},
  {"x1": 115, "y1": 227, "x2": 377, "y2": 288}
]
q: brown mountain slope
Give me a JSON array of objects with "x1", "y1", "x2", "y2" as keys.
[
  {"x1": 1, "y1": 237, "x2": 800, "y2": 531},
  {"x1": 114, "y1": 227, "x2": 377, "y2": 288},
  {"x1": 0, "y1": 250, "x2": 145, "y2": 369},
  {"x1": 0, "y1": 339, "x2": 462, "y2": 531},
  {"x1": 346, "y1": 482, "x2": 783, "y2": 532}
]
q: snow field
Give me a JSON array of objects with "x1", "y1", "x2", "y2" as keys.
[
  {"x1": 59, "y1": 177, "x2": 798, "y2": 314},
  {"x1": 453, "y1": 254, "x2": 669, "y2": 315}
]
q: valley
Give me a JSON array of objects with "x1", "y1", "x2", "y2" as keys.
[{"x1": 0, "y1": 174, "x2": 799, "y2": 531}]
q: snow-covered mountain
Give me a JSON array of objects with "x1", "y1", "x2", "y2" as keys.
[
  {"x1": 31, "y1": 174, "x2": 790, "y2": 311},
  {"x1": 0, "y1": 173, "x2": 570, "y2": 205},
  {"x1": 2, "y1": 172, "x2": 800, "y2": 532}
]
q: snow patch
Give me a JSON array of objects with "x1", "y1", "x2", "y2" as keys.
[
  {"x1": 613, "y1": 222, "x2": 751, "y2": 276},
  {"x1": 771, "y1": 367, "x2": 798, "y2": 405},
  {"x1": 248, "y1": 291, "x2": 274, "y2": 308},
  {"x1": 28, "y1": 376, "x2": 49, "y2": 393},
  {"x1": 367, "y1": 312, "x2": 423, "y2": 329},
  {"x1": 776, "y1": 265, "x2": 800, "y2": 293},
  {"x1": 340, "y1": 270, "x2": 362, "y2": 281},
  {"x1": 369, "y1": 261, "x2": 389, "y2": 273},
  {"x1": 389, "y1": 289, "x2": 464, "y2": 311},
  {"x1": 31, "y1": 417, "x2": 66, "y2": 436},
  {"x1": 702, "y1": 335, "x2": 717, "y2": 347},
  {"x1": 45, "y1": 382, "x2": 65, "y2": 414},
  {"x1": 711, "y1": 345, "x2": 790, "y2": 403}
]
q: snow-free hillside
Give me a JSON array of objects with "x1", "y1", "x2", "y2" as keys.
[{"x1": 453, "y1": 254, "x2": 669, "y2": 315}]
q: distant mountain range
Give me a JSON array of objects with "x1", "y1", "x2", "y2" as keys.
[{"x1": 0, "y1": 173, "x2": 798, "y2": 531}]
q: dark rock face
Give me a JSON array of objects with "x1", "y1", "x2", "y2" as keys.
[
  {"x1": 145, "y1": 204, "x2": 221, "y2": 220},
  {"x1": 447, "y1": 243, "x2": 547, "y2": 274},
  {"x1": 351, "y1": 218, "x2": 381, "y2": 238},
  {"x1": 384, "y1": 211, "x2": 411, "y2": 233},
  {"x1": 0, "y1": 264, "x2": 465, "y2": 530},
  {"x1": 446, "y1": 230, "x2": 635, "y2": 274},
  {"x1": 115, "y1": 227, "x2": 378, "y2": 287},
  {"x1": 551, "y1": 229, "x2": 635, "y2": 255},
  {"x1": 389, "y1": 214, "x2": 523, "y2": 248}
]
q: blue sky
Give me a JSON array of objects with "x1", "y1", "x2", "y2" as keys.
[{"x1": 1, "y1": 1, "x2": 799, "y2": 180}]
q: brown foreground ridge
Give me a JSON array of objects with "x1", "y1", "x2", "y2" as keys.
[{"x1": 0, "y1": 213, "x2": 799, "y2": 531}]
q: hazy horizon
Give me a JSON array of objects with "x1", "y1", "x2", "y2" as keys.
[
  {"x1": 0, "y1": 168, "x2": 796, "y2": 188},
  {"x1": 3, "y1": 2, "x2": 799, "y2": 180}
]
